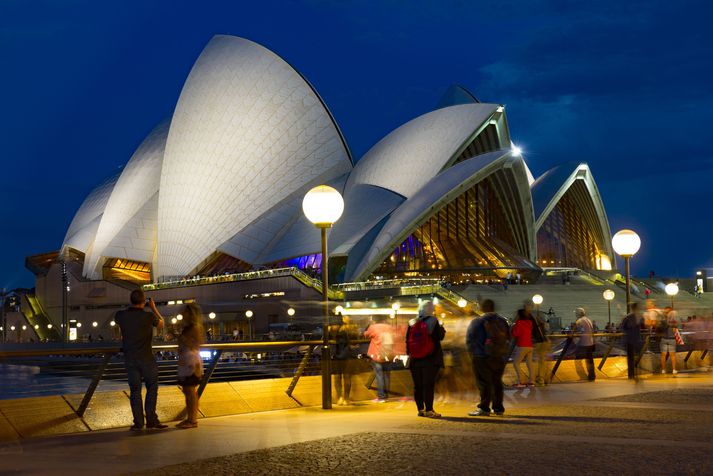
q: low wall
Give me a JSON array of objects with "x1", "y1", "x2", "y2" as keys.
[{"x1": 0, "y1": 353, "x2": 708, "y2": 442}]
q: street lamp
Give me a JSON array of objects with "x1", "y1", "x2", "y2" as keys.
[
  {"x1": 457, "y1": 298, "x2": 467, "y2": 308},
  {"x1": 603, "y1": 289, "x2": 615, "y2": 328},
  {"x1": 302, "y1": 184, "x2": 344, "y2": 410},
  {"x1": 245, "y1": 310, "x2": 254, "y2": 340},
  {"x1": 287, "y1": 308, "x2": 295, "y2": 317},
  {"x1": 208, "y1": 312, "x2": 216, "y2": 341},
  {"x1": 665, "y1": 283, "x2": 679, "y2": 308},
  {"x1": 532, "y1": 294, "x2": 543, "y2": 318},
  {"x1": 612, "y1": 230, "x2": 641, "y2": 312}
]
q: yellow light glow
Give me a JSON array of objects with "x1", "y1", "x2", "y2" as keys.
[
  {"x1": 532, "y1": 294, "x2": 543, "y2": 305},
  {"x1": 338, "y1": 307, "x2": 418, "y2": 316},
  {"x1": 612, "y1": 229, "x2": 641, "y2": 257},
  {"x1": 665, "y1": 283, "x2": 679, "y2": 296},
  {"x1": 302, "y1": 185, "x2": 344, "y2": 226}
]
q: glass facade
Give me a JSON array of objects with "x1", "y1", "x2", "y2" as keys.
[
  {"x1": 102, "y1": 258, "x2": 152, "y2": 284},
  {"x1": 536, "y1": 179, "x2": 611, "y2": 270},
  {"x1": 374, "y1": 170, "x2": 533, "y2": 279}
]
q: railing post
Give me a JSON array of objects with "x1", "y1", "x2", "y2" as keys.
[
  {"x1": 286, "y1": 345, "x2": 314, "y2": 397},
  {"x1": 197, "y1": 349, "x2": 223, "y2": 398},
  {"x1": 76, "y1": 352, "x2": 114, "y2": 417},
  {"x1": 598, "y1": 336, "x2": 616, "y2": 371},
  {"x1": 550, "y1": 335, "x2": 573, "y2": 381}
]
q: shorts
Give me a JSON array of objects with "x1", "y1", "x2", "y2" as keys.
[
  {"x1": 178, "y1": 374, "x2": 202, "y2": 387},
  {"x1": 660, "y1": 338, "x2": 677, "y2": 353}
]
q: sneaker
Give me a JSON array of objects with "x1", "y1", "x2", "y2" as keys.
[
  {"x1": 146, "y1": 422, "x2": 168, "y2": 430},
  {"x1": 661, "y1": 369, "x2": 667, "y2": 374},
  {"x1": 672, "y1": 369, "x2": 678, "y2": 375},
  {"x1": 468, "y1": 409, "x2": 490, "y2": 417},
  {"x1": 423, "y1": 410, "x2": 441, "y2": 419},
  {"x1": 129, "y1": 425, "x2": 144, "y2": 431}
]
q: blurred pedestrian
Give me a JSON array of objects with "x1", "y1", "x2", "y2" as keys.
[
  {"x1": 574, "y1": 307, "x2": 596, "y2": 381},
  {"x1": 511, "y1": 308, "x2": 534, "y2": 387},
  {"x1": 176, "y1": 303, "x2": 205, "y2": 429},
  {"x1": 621, "y1": 303, "x2": 643, "y2": 379},
  {"x1": 365, "y1": 315, "x2": 394, "y2": 402},
  {"x1": 332, "y1": 315, "x2": 358, "y2": 405},
  {"x1": 466, "y1": 299, "x2": 510, "y2": 416},
  {"x1": 114, "y1": 289, "x2": 167, "y2": 430},
  {"x1": 532, "y1": 305, "x2": 551, "y2": 386},
  {"x1": 406, "y1": 300, "x2": 445, "y2": 418},
  {"x1": 659, "y1": 307, "x2": 679, "y2": 375}
]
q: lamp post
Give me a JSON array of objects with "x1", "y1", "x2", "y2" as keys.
[
  {"x1": 603, "y1": 289, "x2": 615, "y2": 328},
  {"x1": 391, "y1": 301, "x2": 400, "y2": 327},
  {"x1": 612, "y1": 229, "x2": 641, "y2": 312},
  {"x1": 532, "y1": 294, "x2": 543, "y2": 319},
  {"x1": 245, "y1": 310, "x2": 254, "y2": 340},
  {"x1": 665, "y1": 283, "x2": 679, "y2": 309},
  {"x1": 287, "y1": 308, "x2": 295, "y2": 318},
  {"x1": 302, "y1": 184, "x2": 345, "y2": 410}
]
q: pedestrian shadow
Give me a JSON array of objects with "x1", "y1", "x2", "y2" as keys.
[
  {"x1": 512, "y1": 415, "x2": 651, "y2": 424},
  {"x1": 440, "y1": 416, "x2": 542, "y2": 426}
]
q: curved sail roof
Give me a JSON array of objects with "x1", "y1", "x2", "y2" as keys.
[
  {"x1": 345, "y1": 103, "x2": 500, "y2": 199},
  {"x1": 156, "y1": 35, "x2": 352, "y2": 278},
  {"x1": 83, "y1": 121, "x2": 168, "y2": 278},
  {"x1": 62, "y1": 173, "x2": 119, "y2": 254},
  {"x1": 531, "y1": 162, "x2": 614, "y2": 260},
  {"x1": 347, "y1": 149, "x2": 535, "y2": 281}
]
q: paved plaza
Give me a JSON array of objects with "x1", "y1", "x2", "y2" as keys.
[{"x1": 2, "y1": 373, "x2": 713, "y2": 475}]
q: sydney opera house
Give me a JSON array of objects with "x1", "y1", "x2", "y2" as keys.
[{"x1": 23, "y1": 35, "x2": 614, "y2": 340}]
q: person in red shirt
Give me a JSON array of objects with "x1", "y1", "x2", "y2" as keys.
[{"x1": 511, "y1": 311, "x2": 534, "y2": 387}]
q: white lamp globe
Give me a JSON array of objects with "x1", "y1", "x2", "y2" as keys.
[
  {"x1": 76, "y1": 322, "x2": 82, "y2": 328},
  {"x1": 302, "y1": 185, "x2": 344, "y2": 226},
  {"x1": 391, "y1": 302, "x2": 401, "y2": 311},
  {"x1": 245, "y1": 310, "x2": 254, "y2": 319},
  {"x1": 110, "y1": 321, "x2": 116, "y2": 327},
  {"x1": 209, "y1": 312, "x2": 216, "y2": 319},
  {"x1": 457, "y1": 298, "x2": 467, "y2": 308},
  {"x1": 665, "y1": 283, "x2": 679, "y2": 296},
  {"x1": 532, "y1": 294, "x2": 544, "y2": 305},
  {"x1": 334, "y1": 305, "x2": 344, "y2": 315},
  {"x1": 287, "y1": 308, "x2": 296, "y2": 317},
  {"x1": 92, "y1": 321, "x2": 98, "y2": 328},
  {"x1": 612, "y1": 229, "x2": 641, "y2": 257},
  {"x1": 603, "y1": 289, "x2": 615, "y2": 301}
]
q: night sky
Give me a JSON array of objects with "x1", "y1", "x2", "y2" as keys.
[{"x1": 2, "y1": 0, "x2": 711, "y2": 290}]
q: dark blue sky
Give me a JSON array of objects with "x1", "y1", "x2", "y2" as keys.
[{"x1": 2, "y1": 0, "x2": 712, "y2": 290}]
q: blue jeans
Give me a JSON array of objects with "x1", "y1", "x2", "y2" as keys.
[
  {"x1": 126, "y1": 358, "x2": 159, "y2": 427},
  {"x1": 371, "y1": 360, "x2": 390, "y2": 399}
]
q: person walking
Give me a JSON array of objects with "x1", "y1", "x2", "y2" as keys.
[
  {"x1": 176, "y1": 303, "x2": 205, "y2": 429},
  {"x1": 364, "y1": 315, "x2": 394, "y2": 402},
  {"x1": 511, "y1": 309, "x2": 534, "y2": 387},
  {"x1": 332, "y1": 315, "x2": 357, "y2": 405},
  {"x1": 621, "y1": 303, "x2": 643, "y2": 380},
  {"x1": 531, "y1": 304, "x2": 551, "y2": 386},
  {"x1": 659, "y1": 307, "x2": 679, "y2": 375},
  {"x1": 466, "y1": 299, "x2": 510, "y2": 416},
  {"x1": 574, "y1": 308, "x2": 596, "y2": 381},
  {"x1": 114, "y1": 289, "x2": 167, "y2": 431},
  {"x1": 406, "y1": 300, "x2": 445, "y2": 418}
]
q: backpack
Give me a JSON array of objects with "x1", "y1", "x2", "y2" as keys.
[
  {"x1": 407, "y1": 318, "x2": 434, "y2": 359},
  {"x1": 484, "y1": 314, "x2": 510, "y2": 357}
]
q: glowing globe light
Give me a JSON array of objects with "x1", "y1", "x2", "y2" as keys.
[
  {"x1": 665, "y1": 283, "x2": 679, "y2": 296},
  {"x1": 176, "y1": 314, "x2": 183, "y2": 321},
  {"x1": 302, "y1": 185, "x2": 344, "y2": 226},
  {"x1": 92, "y1": 321, "x2": 98, "y2": 328},
  {"x1": 171, "y1": 317, "x2": 177, "y2": 324},
  {"x1": 532, "y1": 294, "x2": 543, "y2": 305},
  {"x1": 209, "y1": 312, "x2": 216, "y2": 319},
  {"x1": 612, "y1": 230, "x2": 641, "y2": 257},
  {"x1": 76, "y1": 322, "x2": 82, "y2": 328},
  {"x1": 245, "y1": 310, "x2": 253, "y2": 319},
  {"x1": 457, "y1": 298, "x2": 467, "y2": 308},
  {"x1": 110, "y1": 321, "x2": 116, "y2": 327},
  {"x1": 391, "y1": 302, "x2": 401, "y2": 311},
  {"x1": 287, "y1": 308, "x2": 295, "y2": 317},
  {"x1": 334, "y1": 305, "x2": 344, "y2": 315},
  {"x1": 603, "y1": 289, "x2": 615, "y2": 301}
]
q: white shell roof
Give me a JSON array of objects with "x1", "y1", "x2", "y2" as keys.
[
  {"x1": 62, "y1": 174, "x2": 119, "y2": 254},
  {"x1": 83, "y1": 122, "x2": 168, "y2": 278},
  {"x1": 346, "y1": 149, "x2": 528, "y2": 281},
  {"x1": 156, "y1": 35, "x2": 352, "y2": 279},
  {"x1": 345, "y1": 103, "x2": 500, "y2": 199},
  {"x1": 99, "y1": 192, "x2": 158, "y2": 267}
]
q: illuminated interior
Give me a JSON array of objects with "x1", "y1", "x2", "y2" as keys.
[
  {"x1": 102, "y1": 258, "x2": 152, "y2": 284},
  {"x1": 536, "y1": 179, "x2": 611, "y2": 270},
  {"x1": 374, "y1": 169, "x2": 534, "y2": 279}
]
